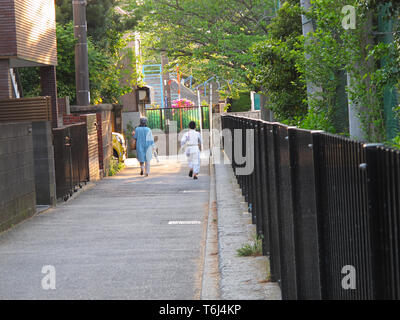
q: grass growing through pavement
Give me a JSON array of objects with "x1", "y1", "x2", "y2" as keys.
[{"x1": 237, "y1": 234, "x2": 263, "y2": 257}]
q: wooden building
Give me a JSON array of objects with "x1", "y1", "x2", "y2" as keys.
[{"x1": 0, "y1": 0, "x2": 59, "y2": 127}]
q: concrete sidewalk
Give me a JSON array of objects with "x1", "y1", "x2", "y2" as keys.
[
  {"x1": 213, "y1": 149, "x2": 282, "y2": 300},
  {"x1": 0, "y1": 157, "x2": 210, "y2": 299},
  {"x1": 0, "y1": 152, "x2": 281, "y2": 300}
]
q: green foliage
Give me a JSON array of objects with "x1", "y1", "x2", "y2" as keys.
[
  {"x1": 251, "y1": 0, "x2": 307, "y2": 122},
  {"x1": 286, "y1": 107, "x2": 336, "y2": 133},
  {"x1": 56, "y1": 22, "x2": 135, "y2": 104},
  {"x1": 56, "y1": 0, "x2": 140, "y2": 50},
  {"x1": 237, "y1": 234, "x2": 263, "y2": 257},
  {"x1": 293, "y1": 0, "x2": 352, "y2": 133},
  {"x1": 129, "y1": 0, "x2": 276, "y2": 97},
  {"x1": 251, "y1": 0, "x2": 399, "y2": 139},
  {"x1": 55, "y1": 22, "x2": 78, "y2": 101},
  {"x1": 108, "y1": 157, "x2": 125, "y2": 176},
  {"x1": 20, "y1": 20, "x2": 139, "y2": 104},
  {"x1": 295, "y1": 0, "x2": 400, "y2": 140},
  {"x1": 227, "y1": 91, "x2": 252, "y2": 112},
  {"x1": 18, "y1": 67, "x2": 40, "y2": 98},
  {"x1": 19, "y1": 1, "x2": 142, "y2": 104}
]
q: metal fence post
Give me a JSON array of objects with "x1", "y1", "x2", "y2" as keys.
[
  {"x1": 249, "y1": 120, "x2": 256, "y2": 224},
  {"x1": 275, "y1": 125, "x2": 297, "y2": 300},
  {"x1": 266, "y1": 122, "x2": 281, "y2": 284},
  {"x1": 290, "y1": 128, "x2": 323, "y2": 299},
  {"x1": 259, "y1": 122, "x2": 270, "y2": 255},
  {"x1": 364, "y1": 143, "x2": 385, "y2": 299},
  {"x1": 253, "y1": 121, "x2": 264, "y2": 240}
]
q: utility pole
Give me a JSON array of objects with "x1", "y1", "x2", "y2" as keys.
[
  {"x1": 347, "y1": 8, "x2": 374, "y2": 140},
  {"x1": 209, "y1": 83, "x2": 213, "y2": 155},
  {"x1": 72, "y1": 0, "x2": 90, "y2": 106},
  {"x1": 161, "y1": 53, "x2": 172, "y2": 108},
  {"x1": 197, "y1": 89, "x2": 204, "y2": 151}
]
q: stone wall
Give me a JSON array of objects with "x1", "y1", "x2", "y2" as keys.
[{"x1": 0, "y1": 122, "x2": 36, "y2": 232}]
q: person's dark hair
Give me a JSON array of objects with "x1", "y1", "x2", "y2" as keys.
[
  {"x1": 139, "y1": 117, "x2": 148, "y2": 127},
  {"x1": 189, "y1": 121, "x2": 196, "y2": 130}
]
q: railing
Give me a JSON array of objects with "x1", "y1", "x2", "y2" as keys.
[
  {"x1": 146, "y1": 106, "x2": 210, "y2": 132},
  {"x1": 221, "y1": 115, "x2": 400, "y2": 300},
  {"x1": 53, "y1": 123, "x2": 89, "y2": 201}
]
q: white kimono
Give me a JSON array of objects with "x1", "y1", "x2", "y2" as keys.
[{"x1": 181, "y1": 129, "x2": 202, "y2": 174}]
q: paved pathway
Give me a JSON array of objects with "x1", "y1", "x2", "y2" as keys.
[{"x1": 0, "y1": 157, "x2": 210, "y2": 299}]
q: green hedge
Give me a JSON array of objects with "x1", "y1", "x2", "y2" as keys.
[{"x1": 228, "y1": 91, "x2": 251, "y2": 112}]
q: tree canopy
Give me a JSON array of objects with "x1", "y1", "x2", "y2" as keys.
[{"x1": 128, "y1": 0, "x2": 277, "y2": 96}]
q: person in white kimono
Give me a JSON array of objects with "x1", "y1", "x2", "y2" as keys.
[{"x1": 181, "y1": 121, "x2": 202, "y2": 180}]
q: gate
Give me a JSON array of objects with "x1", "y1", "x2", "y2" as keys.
[
  {"x1": 53, "y1": 123, "x2": 89, "y2": 201},
  {"x1": 145, "y1": 106, "x2": 210, "y2": 132}
]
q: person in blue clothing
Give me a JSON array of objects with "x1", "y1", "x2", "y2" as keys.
[{"x1": 133, "y1": 117, "x2": 155, "y2": 177}]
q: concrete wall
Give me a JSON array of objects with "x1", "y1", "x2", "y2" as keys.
[
  {"x1": 122, "y1": 112, "x2": 141, "y2": 132},
  {"x1": 226, "y1": 111, "x2": 261, "y2": 119},
  {"x1": 0, "y1": 122, "x2": 36, "y2": 232},
  {"x1": 31, "y1": 121, "x2": 56, "y2": 206},
  {"x1": 122, "y1": 111, "x2": 140, "y2": 157},
  {"x1": 213, "y1": 111, "x2": 261, "y2": 132}
]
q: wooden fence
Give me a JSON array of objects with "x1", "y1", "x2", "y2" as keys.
[{"x1": 0, "y1": 97, "x2": 52, "y2": 123}]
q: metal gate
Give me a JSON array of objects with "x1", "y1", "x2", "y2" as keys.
[{"x1": 145, "y1": 106, "x2": 210, "y2": 132}]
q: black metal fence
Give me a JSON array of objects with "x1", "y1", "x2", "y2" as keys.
[
  {"x1": 221, "y1": 115, "x2": 400, "y2": 300},
  {"x1": 53, "y1": 123, "x2": 89, "y2": 201}
]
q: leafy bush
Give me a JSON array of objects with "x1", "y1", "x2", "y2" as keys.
[
  {"x1": 108, "y1": 158, "x2": 125, "y2": 176},
  {"x1": 251, "y1": 0, "x2": 307, "y2": 122},
  {"x1": 227, "y1": 91, "x2": 251, "y2": 112}
]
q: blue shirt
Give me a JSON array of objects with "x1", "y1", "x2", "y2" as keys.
[{"x1": 134, "y1": 126, "x2": 154, "y2": 162}]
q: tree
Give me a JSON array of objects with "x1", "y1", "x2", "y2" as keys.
[
  {"x1": 251, "y1": 0, "x2": 308, "y2": 123},
  {"x1": 296, "y1": 0, "x2": 399, "y2": 141},
  {"x1": 20, "y1": 1, "x2": 142, "y2": 104},
  {"x1": 20, "y1": 22, "x2": 136, "y2": 104},
  {"x1": 128, "y1": 0, "x2": 276, "y2": 96},
  {"x1": 55, "y1": 0, "x2": 139, "y2": 50},
  {"x1": 252, "y1": 0, "x2": 399, "y2": 139},
  {"x1": 56, "y1": 22, "x2": 137, "y2": 104}
]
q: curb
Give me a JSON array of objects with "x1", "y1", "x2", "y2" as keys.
[
  {"x1": 200, "y1": 160, "x2": 221, "y2": 300},
  {"x1": 213, "y1": 149, "x2": 282, "y2": 300}
]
